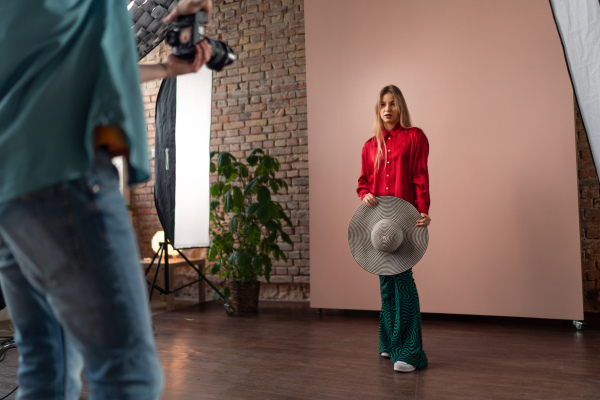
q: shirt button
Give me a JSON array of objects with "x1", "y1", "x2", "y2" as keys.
[
  {"x1": 386, "y1": 187, "x2": 389, "y2": 190},
  {"x1": 386, "y1": 174, "x2": 389, "y2": 177},
  {"x1": 388, "y1": 149, "x2": 390, "y2": 152},
  {"x1": 387, "y1": 161, "x2": 390, "y2": 164}
]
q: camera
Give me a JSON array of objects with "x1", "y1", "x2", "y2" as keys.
[{"x1": 165, "y1": 11, "x2": 236, "y2": 72}]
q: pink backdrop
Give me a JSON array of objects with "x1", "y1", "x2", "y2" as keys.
[{"x1": 306, "y1": 0, "x2": 583, "y2": 319}]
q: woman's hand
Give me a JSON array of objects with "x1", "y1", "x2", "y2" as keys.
[
  {"x1": 416, "y1": 213, "x2": 431, "y2": 227},
  {"x1": 362, "y1": 193, "x2": 377, "y2": 208}
]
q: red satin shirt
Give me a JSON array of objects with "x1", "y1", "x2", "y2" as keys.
[{"x1": 357, "y1": 122, "x2": 430, "y2": 215}]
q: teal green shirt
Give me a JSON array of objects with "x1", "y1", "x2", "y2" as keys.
[{"x1": 0, "y1": 0, "x2": 149, "y2": 203}]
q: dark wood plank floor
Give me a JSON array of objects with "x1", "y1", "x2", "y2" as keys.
[{"x1": 1, "y1": 301, "x2": 599, "y2": 399}]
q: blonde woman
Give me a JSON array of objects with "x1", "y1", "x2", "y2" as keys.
[{"x1": 357, "y1": 85, "x2": 431, "y2": 373}]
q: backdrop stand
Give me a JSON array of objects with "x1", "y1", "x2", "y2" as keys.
[{"x1": 145, "y1": 240, "x2": 234, "y2": 316}]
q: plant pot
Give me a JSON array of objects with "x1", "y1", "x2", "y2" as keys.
[{"x1": 230, "y1": 281, "x2": 261, "y2": 313}]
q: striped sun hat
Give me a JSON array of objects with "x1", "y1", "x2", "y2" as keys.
[{"x1": 348, "y1": 196, "x2": 429, "y2": 276}]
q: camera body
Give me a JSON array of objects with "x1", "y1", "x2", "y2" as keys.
[
  {"x1": 165, "y1": 12, "x2": 208, "y2": 60},
  {"x1": 165, "y1": 11, "x2": 235, "y2": 72}
]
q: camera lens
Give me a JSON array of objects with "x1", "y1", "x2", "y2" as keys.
[
  {"x1": 206, "y1": 39, "x2": 236, "y2": 72},
  {"x1": 165, "y1": 11, "x2": 236, "y2": 71}
]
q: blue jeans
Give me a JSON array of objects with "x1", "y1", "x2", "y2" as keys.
[{"x1": 0, "y1": 149, "x2": 163, "y2": 400}]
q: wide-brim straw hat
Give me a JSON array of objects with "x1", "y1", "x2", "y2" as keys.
[{"x1": 348, "y1": 196, "x2": 428, "y2": 275}]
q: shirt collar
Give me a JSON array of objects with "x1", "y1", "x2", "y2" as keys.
[{"x1": 383, "y1": 121, "x2": 403, "y2": 138}]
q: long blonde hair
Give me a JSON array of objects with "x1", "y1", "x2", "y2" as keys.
[{"x1": 373, "y1": 85, "x2": 412, "y2": 171}]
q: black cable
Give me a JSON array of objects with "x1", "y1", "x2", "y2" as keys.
[
  {"x1": 0, "y1": 337, "x2": 17, "y2": 398},
  {"x1": 0, "y1": 386, "x2": 17, "y2": 400},
  {"x1": 0, "y1": 337, "x2": 14, "y2": 362},
  {"x1": 0, "y1": 344, "x2": 17, "y2": 399}
]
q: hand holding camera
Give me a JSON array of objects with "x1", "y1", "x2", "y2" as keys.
[
  {"x1": 162, "y1": 41, "x2": 212, "y2": 78},
  {"x1": 165, "y1": 11, "x2": 235, "y2": 71},
  {"x1": 139, "y1": 0, "x2": 234, "y2": 82}
]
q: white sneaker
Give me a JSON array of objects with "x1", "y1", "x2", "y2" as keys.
[
  {"x1": 380, "y1": 352, "x2": 390, "y2": 358},
  {"x1": 394, "y1": 361, "x2": 416, "y2": 373}
]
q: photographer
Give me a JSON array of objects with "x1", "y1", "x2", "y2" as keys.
[{"x1": 0, "y1": 0, "x2": 211, "y2": 399}]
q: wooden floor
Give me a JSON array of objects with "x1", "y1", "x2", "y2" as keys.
[{"x1": 1, "y1": 301, "x2": 600, "y2": 400}]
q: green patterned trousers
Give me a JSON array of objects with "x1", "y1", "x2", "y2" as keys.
[{"x1": 379, "y1": 269, "x2": 428, "y2": 368}]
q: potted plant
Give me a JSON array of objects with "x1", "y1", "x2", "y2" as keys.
[{"x1": 207, "y1": 149, "x2": 292, "y2": 312}]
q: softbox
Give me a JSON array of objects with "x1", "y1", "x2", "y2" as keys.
[
  {"x1": 128, "y1": 0, "x2": 178, "y2": 61},
  {"x1": 550, "y1": 0, "x2": 600, "y2": 178},
  {"x1": 155, "y1": 68, "x2": 213, "y2": 249}
]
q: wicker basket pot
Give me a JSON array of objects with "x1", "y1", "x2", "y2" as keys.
[{"x1": 230, "y1": 281, "x2": 261, "y2": 313}]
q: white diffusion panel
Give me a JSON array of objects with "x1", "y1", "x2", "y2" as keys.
[
  {"x1": 551, "y1": 0, "x2": 600, "y2": 179},
  {"x1": 174, "y1": 67, "x2": 212, "y2": 248}
]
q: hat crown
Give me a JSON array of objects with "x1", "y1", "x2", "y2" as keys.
[
  {"x1": 348, "y1": 196, "x2": 428, "y2": 276},
  {"x1": 371, "y1": 219, "x2": 404, "y2": 253}
]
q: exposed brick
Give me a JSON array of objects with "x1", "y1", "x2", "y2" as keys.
[
  {"x1": 270, "y1": 276, "x2": 292, "y2": 284},
  {"x1": 584, "y1": 281, "x2": 596, "y2": 291},
  {"x1": 275, "y1": 267, "x2": 288, "y2": 275},
  {"x1": 245, "y1": 119, "x2": 268, "y2": 127},
  {"x1": 587, "y1": 271, "x2": 600, "y2": 281},
  {"x1": 575, "y1": 101, "x2": 600, "y2": 311},
  {"x1": 583, "y1": 189, "x2": 600, "y2": 199}
]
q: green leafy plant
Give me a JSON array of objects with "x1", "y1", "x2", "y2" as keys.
[{"x1": 207, "y1": 149, "x2": 293, "y2": 298}]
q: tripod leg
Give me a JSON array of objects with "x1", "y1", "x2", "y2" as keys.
[
  {"x1": 174, "y1": 248, "x2": 234, "y2": 316},
  {"x1": 148, "y1": 244, "x2": 164, "y2": 303},
  {"x1": 144, "y1": 248, "x2": 160, "y2": 276},
  {"x1": 162, "y1": 245, "x2": 174, "y2": 311},
  {"x1": 175, "y1": 249, "x2": 226, "y2": 300},
  {"x1": 174, "y1": 249, "x2": 205, "y2": 302},
  {"x1": 175, "y1": 250, "x2": 203, "y2": 274}
]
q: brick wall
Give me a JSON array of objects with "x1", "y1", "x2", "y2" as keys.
[
  {"x1": 133, "y1": 0, "x2": 600, "y2": 311},
  {"x1": 576, "y1": 104, "x2": 600, "y2": 312},
  {"x1": 134, "y1": 0, "x2": 309, "y2": 301}
]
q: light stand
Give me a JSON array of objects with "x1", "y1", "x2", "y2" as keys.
[{"x1": 145, "y1": 239, "x2": 234, "y2": 316}]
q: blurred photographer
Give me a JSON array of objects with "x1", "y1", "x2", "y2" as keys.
[{"x1": 0, "y1": 0, "x2": 211, "y2": 399}]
